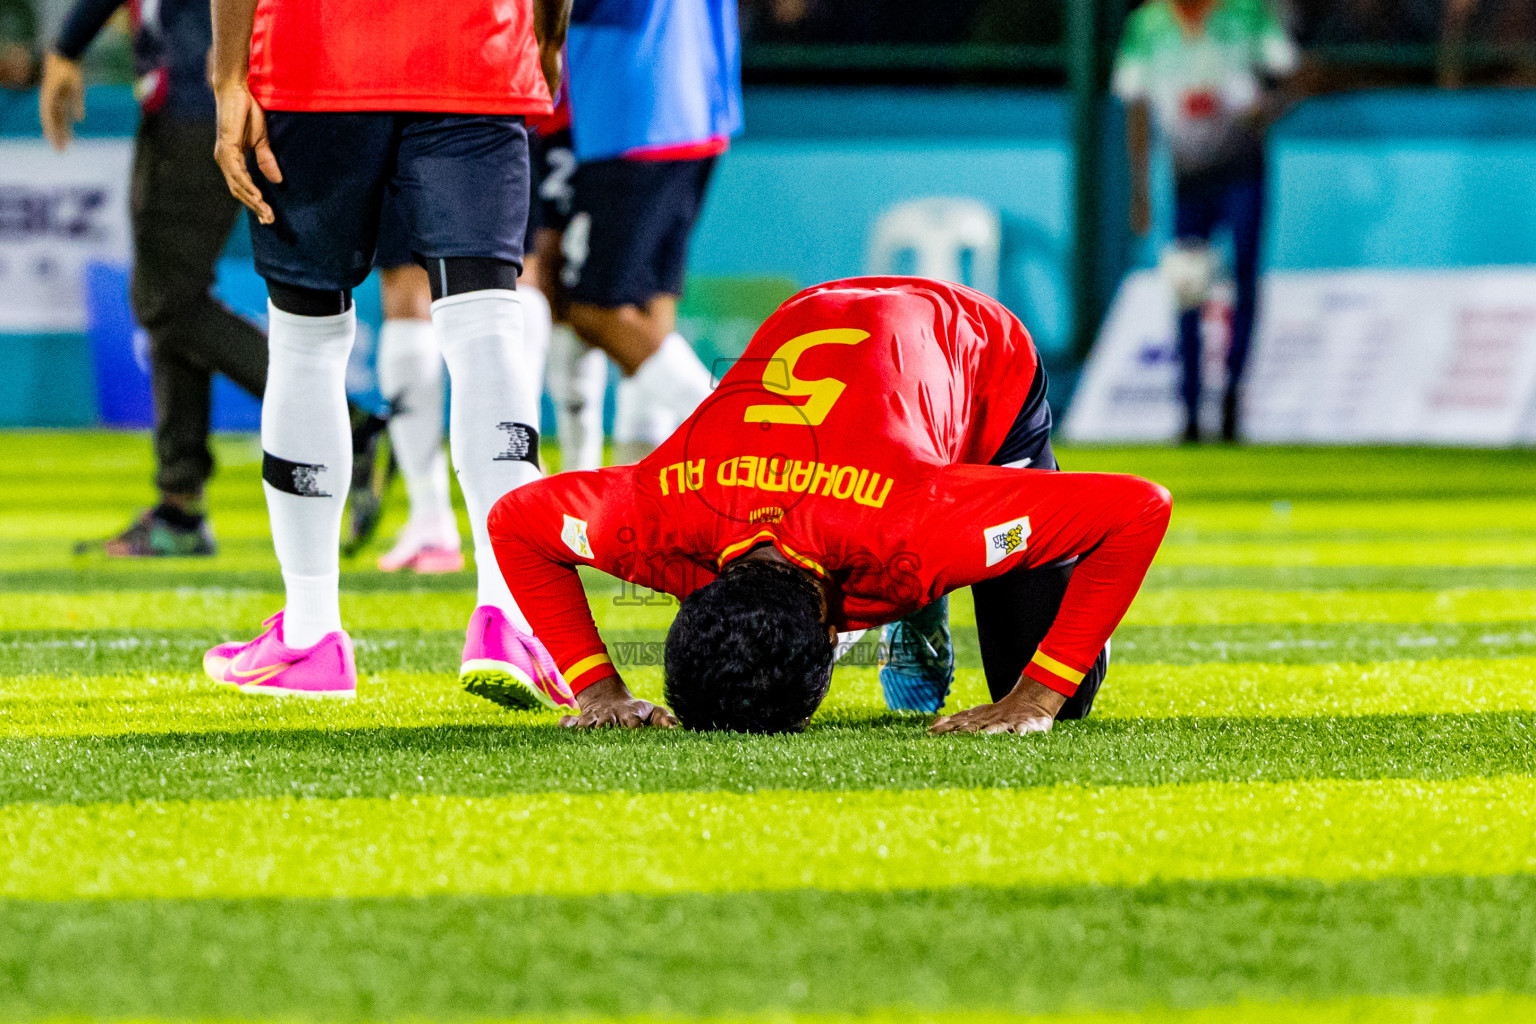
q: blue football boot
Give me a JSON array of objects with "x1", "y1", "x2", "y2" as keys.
[{"x1": 879, "y1": 596, "x2": 955, "y2": 712}]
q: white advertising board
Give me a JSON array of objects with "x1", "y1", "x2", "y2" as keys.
[
  {"x1": 1065, "y1": 267, "x2": 1536, "y2": 446},
  {"x1": 0, "y1": 139, "x2": 134, "y2": 332}
]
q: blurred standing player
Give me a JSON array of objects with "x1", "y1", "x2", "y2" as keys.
[
  {"x1": 365, "y1": 208, "x2": 468, "y2": 574},
  {"x1": 370, "y1": 119, "x2": 570, "y2": 573},
  {"x1": 1115, "y1": 0, "x2": 1296, "y2": 443},
  {"x1": 532, "y1": 77, "x2": 611, "y2": 473},
  {"x1": 41, "y1": 0, "x2": 270, "y2": 555},
  {"x1": 559, "y1": 0, "x2": 744, "y2": 462},
  {"x1": 202, "y1": 0, "x2": 575, "y2": 705}
]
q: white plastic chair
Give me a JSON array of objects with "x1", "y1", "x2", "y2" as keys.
[{"x1": 866, "y1": 197, "x2": 1001, "y2": 296}]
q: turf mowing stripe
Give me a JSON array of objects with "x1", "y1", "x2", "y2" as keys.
[
  {"x1": 1154, "y1": 537, "x2": 1536, "y2": 567},
  {"x1": 1, "y1": 878, "x2": 1532, "y2": 1019},
  {"x1": 1, "y1": 713, "x2": 1529, "y2": 805},
  {"x1": 1165, "y1": 497, "x2": 1536, "y2": 534},
  {"x1": 1110, "y1": 620, "x2": 1536, "y2": 664},
  {"x1": 1088, "y1": 657, "x2": 1536, "y2": 719},
  {"x1": 1140, "y1": 565, "x2": 1536, "y2": 591},
  {"x1": 8, "y1": 1000, "x2": 1531, "y2": 1024},
  {"x1": 5, "y1": 657, "x2": 1536, "y2": 737},
  {"x1": 1121, "y1": 589, "x2": 1536, "y2": 625},
  {"x1": 5, "y1": 998, "x2": 1535, "y2": 1024},
  {"x1": 9, "y1": 620, "x2": 1536, "y2": 678},
  {"x1": 3, "y1": 778, "x2": 1535, "y2": 900},
  {"x1": 4, "y1": 587, "x2": 1533, "y2": 632},
  {"x1": 1054, "y1": 445, "x2": 1536, "y2": 500},
  {"x1": 7, "y1": 564, "x2": 1536, "y2": 595}
]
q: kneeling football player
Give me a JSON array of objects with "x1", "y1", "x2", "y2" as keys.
[{"x1": 487, "y1": 276, "x2": 1172, "y2": 734}]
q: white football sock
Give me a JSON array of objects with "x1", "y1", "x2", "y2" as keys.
[
  {"x1": 432, "y1": 289, "x2": 541, "y2": 628},
  {"x1": 376, "y1": 318, "x2": 456, "y2": 542},
  {"x1": 639, "y1": 332, "x2": 713, "y2": 424},
  {"x1": 262, "y1": 303, "x2": 354, "y2": 649},
  {"x1": 616, "y1": 332, "x2": 713, "y2": 450},
  {"x1": 520, "y1": 284, "x2": 552, "y2": 415},
  {"x1": 547, "y1": 324, "x2": 609, "y2": 470}
]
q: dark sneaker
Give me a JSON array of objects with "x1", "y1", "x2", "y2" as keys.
[
  {"x1": 879, "y1": 596, "x2": 955, "y2": 713},
  {"x1": 343, "y1": 407, "x2": 394, "y2": 557},
  {"x1": 76, "y1": 506, "x2": 216, "y2": 558}
]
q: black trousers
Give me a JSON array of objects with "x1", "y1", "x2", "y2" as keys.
[
  {"x1": 971, "y1": 365, "x2": 1107, "y2": 719},
  {"x1": 129, "y1": 113, "x2": 268, "y2": 496}
]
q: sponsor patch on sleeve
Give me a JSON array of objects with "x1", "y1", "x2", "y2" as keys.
[
  {"x1": 983, "y1": 515, "x2": 1031, "y2": 567},
  {"x1": 561, "y1": 514, "x2": 594, "y2": 560}
]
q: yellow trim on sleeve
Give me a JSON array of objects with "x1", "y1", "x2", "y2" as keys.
[
  {"x1": 1030, "y1": 651, "x2": 1086, "y2": 685},
  {"x1": 565, "y1": 652, "x2": 614, "y2": 680}
]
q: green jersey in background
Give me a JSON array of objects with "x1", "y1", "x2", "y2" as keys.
[{"x1": 1113, "y1": 0, "x2": 1297, "y2": 176}]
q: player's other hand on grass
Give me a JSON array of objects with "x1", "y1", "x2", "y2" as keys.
[
  {"x1": 212, "y1": 79, "x2": 279, "y2": 225},
  {"x1": 930, "y1": 676, "x2": 1066, "y2": 736},
  {"x1": 560, "y1": 675, "x2": 679, "y2": 730}
]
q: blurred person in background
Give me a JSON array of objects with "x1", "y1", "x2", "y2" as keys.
[
  {"x1": 558, "y1": 0, "x2": 742, "y2": 464},
  {"x1": 1115, "y1": 0, "x2": 1297, "y2": 444},
  {"x1": 1440, "y1": 0, "x2": 1536, "y2": 88},
  {"x1": 0, "y1": 0, "x2": 35, "y2": 88},
  {"x1": 42, "y1": 0, "x2": 272, "y2": 555},
  {"x1": 356, "y1": 210, "x2": 461, "y2": 572},
  {"x1": 526, "y1": 70, "x2": 609, "y2": 475},
  {"x1": 42, "y1": 0, "x2": 390, "y2": 557}
]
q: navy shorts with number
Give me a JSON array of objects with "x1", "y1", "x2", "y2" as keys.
[
  {"x1": 251, "y1": 111, "x2": 531, "y2": 292},
  {"x1": 527, "y1": 127, "x2": 576, "y2": 244},
  {"x1": 560, "y1": 155, "x2": 716, "y2": 307}
]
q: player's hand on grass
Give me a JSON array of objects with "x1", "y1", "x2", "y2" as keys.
[
  {"x1": 930, "y1": 676, "x2": 1066, "y2": 736},
  {"x1": 212, "y1": 79, "x2": 280, "y2": 225},
  {"x1": 560, "y1": 675, "x2": 679, "y2": 730},
  {"x1": 39, "y1": 54, "x2": 85, "y2": 152}
]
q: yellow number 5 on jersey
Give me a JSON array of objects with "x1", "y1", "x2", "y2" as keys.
[{"x1": 743, "y1": 328, "x2": 868, "y2": 426}]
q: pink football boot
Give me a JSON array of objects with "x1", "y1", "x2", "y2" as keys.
[
  {"x1": 378, "y1": 517, "x2": 464, "y2": 574},
  {"x1": 204, "y1": 612, "x2": 357, "y2": 699},
  {"x1": 459, "y1": 605, "x2": 576, "y2": 710}
]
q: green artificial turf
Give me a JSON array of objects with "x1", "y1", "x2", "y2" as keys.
[
  {"x1": 6, "y1": 778, "x2": 1536, "y2": 900},
  {"x1": 1, "y1": 432, "x2": 1534, "y2": 1022},
  {"x1": 0, "y1": 712, "x2": 1528, "y2": 804},
  {"x1": 2, "y1": 878, "x2": 1535, "y2": 1020}
]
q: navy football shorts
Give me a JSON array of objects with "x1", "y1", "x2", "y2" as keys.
[
  {"x1": 527, "y1": 127, "x2": 576, "y2": 245},
  {"x1": 989, "y1": 363, "x2": 1057, "y2": 471},
  {"x1": 250, "y1": 111, "x2": 531, "y2": 292},
  {"x1": 559, "y1": 155, "x2": 716, "y2": 308},
  {"x1": 373, "y1": 193, "x2": 414, "y2": 271}
]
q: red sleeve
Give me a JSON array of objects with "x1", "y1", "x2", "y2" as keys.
[
  {"x1": 487, "y1": 468, "x2": 638, "y2": 694},
  {"x1": 913, "y1": 466, "x2": 1172, "y2": 697}
]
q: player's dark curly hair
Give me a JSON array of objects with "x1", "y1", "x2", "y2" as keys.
[{"x1": 664, "y1": 559, "x2": 835, "y2": 733}]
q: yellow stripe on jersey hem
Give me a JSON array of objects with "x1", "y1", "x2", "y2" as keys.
[
  {"x1": 716, "y1": 531, "x2": 827, "y2": 577},
  {"x1": 1030, "y1": 651, "x2": 1086, "y2": 684},
  {"x1": 564, "y1": 653, "x2": 613, "y2": 681}
]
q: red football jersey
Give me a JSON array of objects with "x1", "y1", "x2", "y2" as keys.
[
  {"x1": 248, "y1": 0, "x2": 553, "y2": 115},
  {"x1": 490, "y1": 277, "x2": 1171, "y2": 697}
]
